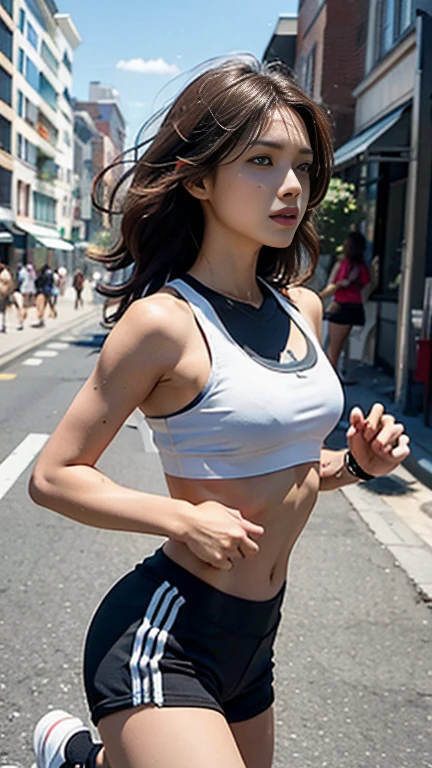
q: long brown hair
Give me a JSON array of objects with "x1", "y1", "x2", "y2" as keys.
[{"x1": 91, "y1": 55, "x2": 334, "y2": 320}]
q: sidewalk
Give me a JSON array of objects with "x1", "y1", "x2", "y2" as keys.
[
  {"x1": 327, "y1": 361, "x2": 432, "y2": 601},
  {"x1": 336, "y1": 361, "x2": 432, "y2": 489},
  {"x1": 0, "y1": 285, "x2": 101, "y2": 370}
]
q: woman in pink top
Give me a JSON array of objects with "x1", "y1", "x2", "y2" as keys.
[{"x1": 320, "y1": 231, "x2": 370, "y2": 372}]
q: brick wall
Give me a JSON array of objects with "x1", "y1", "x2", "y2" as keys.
[{"x1": 296, "y1": 0, "x2": 369, "y2": 148}]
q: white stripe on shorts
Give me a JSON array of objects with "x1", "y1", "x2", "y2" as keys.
[
  {"x1": 148, "y1": 595, "x2": 186, "y2": 706},
  {"x1": 129, "y1": 581, "x2": 171, "y2": 706},
  {"x1": 139, "y1": 587, "x2": 186, "y2": 705}
]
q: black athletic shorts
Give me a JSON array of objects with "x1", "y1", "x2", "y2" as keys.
[
  {"x1": 84, "y1": 547, "x2": 285, "y2": 725},
  {"x1": 325, "y1": 301, "x2": 365, "y2": 326}
]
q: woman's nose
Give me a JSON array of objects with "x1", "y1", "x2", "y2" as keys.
[{"x1": 278, "y1": 169, "x2": 302, "y2": 198}]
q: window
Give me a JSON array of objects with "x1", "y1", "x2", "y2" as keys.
[
  {"x1": 397, "y1": 0, "x2": 413, "y2": 35},
  {"x1": 39, "y1": 73, "x2": 57, "y2": 111},
  {"x1": 62, "y1": 51, "x2": 72, "y2": 73},
  {"x1": 27, "y1": 22, "x2": 38, "y2": 50},
  {"x1": 18, "y1": 48, "x2": 25, "y2": 74},
  {"x1": 0, "y1": 19, "x2": 13, "y2": 61},
  {"x1": 2, "y1": 0, "x2": 13, "y2": 19},
  {"x1": 23, "y1": 138, "x2": 36, "y2": 166},
  {"x1": 26, "y1": 0, "x2": 47, "y2": 31},
  {"x1": 63, "y1": 87, "x2": 72, "y2": 106},
  {"x1": 0, "y1": 167, "x2": 12, "y2": 207},
  {"x1": 17, "y1": 180, "x2": 30, "y2": 216},
  {"x1": 17, "y1": 90, "x2": 23, "y2": 117},
  {"x1": 375, "y1": 0, "x2": 414, "y2": 63},
  {"x1": 304, "y1": 45, "x2": 316, "y2": 97},
  {"x1": 0, "y1": 66, "x2": 12, "y2": 106},
  {"x1": 63, "y1": 129, "x2": 71, "y2": 147},
  {"x1": 33, "y1": 191, "x2": 56, "y2": 224},
  {"x1": 25, "y1": 98, "x2": 38, "y2": 126},
  {"x1": 25, "y1": 56, "x2": 39, "y2": 91},
  {"x1": 18, "y1": 8, "x2": 25, "y2": 32},
  {"x1": 17, "y1": 133, "x2": 23, "y2": 158},
  {"x1": 41, "y1": 41, "x2": 59, "y2": 74},
  {"x1": 0, "y1": 114, "x2": 11, "y2": 154}
]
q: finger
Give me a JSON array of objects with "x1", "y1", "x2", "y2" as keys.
[
  {"x1": 391, "y1": 435, "x2": 411, "y2": 460},
  {"x1": 346, "y1": 406, "x2": 365, "y2": 439},
  {"x1": 242, "y1": 519, "x2": 265, "y2": 536},
  {"x1": 379, "y1": 423, "x2": 405, "y2": 453},
  {"x1": 239, "y1": 537, "x2": 260, "y2": 558},
  {"x1": 363, "y1": 403, "x2": 386, "y2": 441},
  {"x1": 370, "y1": 415, "x2": 397, "y2": 452}
]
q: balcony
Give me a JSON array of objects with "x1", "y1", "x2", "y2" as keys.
[{"x1": 37, "y1": 149, "x2": 59, "y2": 183}]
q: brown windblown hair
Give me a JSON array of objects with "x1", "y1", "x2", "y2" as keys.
[{"x1": 91, "y1": 55, "x2": 334, "y2": 320}]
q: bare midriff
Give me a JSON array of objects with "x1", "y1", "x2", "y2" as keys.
[{"x1": 163, "y1": 461, "x2": 320, "y2": 602}]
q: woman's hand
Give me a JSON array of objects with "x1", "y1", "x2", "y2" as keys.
[
  {"x1": 180, "y1": 500, "x2": 264, "y2": 570},
  {"x1": 346, "y1": 404, "x2": 410, "y2": 477}
]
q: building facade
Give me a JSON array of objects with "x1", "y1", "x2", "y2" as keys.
[
  {"x1": 295, "y1": 0, "x2": 369, "y2": 149},
  {"x1": 74, "y1": 83, "x2": 126, "y2": 244},
  {"x1": 333, "y1": 0, "x2": 432, "y2": 421},
  {"x1": 0, "y1": 0, "x2": 15, "y2": 264},
  {"x1": 0, "y1": 0, "x2": 80, "y2": 272}
]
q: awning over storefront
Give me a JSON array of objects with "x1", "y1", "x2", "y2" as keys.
[
  {"x1": 334, "y1": 106, "x2": 409, "y2": 169},
  {"x1": 0, "y1": 225, "x2": 13, "y2": 244},
  {"x1": 15, "y1": 221, "x2": 74, "y2": 252}
]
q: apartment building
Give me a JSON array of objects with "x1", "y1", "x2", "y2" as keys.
[
  {"x1": 74, "y1": 83, "x2": 126, "y2": 243},
  {"x1": 11, "y1": 0, "x2": 80, "y2": 270},
  {"x1": 0, "y1": 0, "x2": 15, "y2": 264}
]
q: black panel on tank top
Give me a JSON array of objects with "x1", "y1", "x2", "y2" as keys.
[{"x1": 180, "y1": 274, "x2": 291, "y2": 363}]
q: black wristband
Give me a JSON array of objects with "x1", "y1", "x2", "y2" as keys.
[{"x1": 344, "y1": 450, "x2": 376, "y2": 481}]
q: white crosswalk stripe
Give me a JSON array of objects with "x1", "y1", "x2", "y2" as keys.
[{"x1": 0, "y1": 434, "x2": 49, "y2": 501}]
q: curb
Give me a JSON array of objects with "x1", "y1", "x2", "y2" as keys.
[
  {"x1": 0, "y1": 306, "x2": 101, "y2": 371},
  {"x1": 341, "y1": 482, "x2": 432, "y2": 603}
]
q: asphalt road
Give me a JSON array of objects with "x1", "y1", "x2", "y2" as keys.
[{"x1": 0, "y1": 322, "x2": 431, "y2": 768}]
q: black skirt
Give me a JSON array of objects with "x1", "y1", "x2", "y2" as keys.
[{"x1": 325, "y1": 302, "x2": 365, "y2": 327}]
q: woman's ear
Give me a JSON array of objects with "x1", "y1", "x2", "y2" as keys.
[{"x1": 183, "y1": 176, "x2": 211, "y2": 201}]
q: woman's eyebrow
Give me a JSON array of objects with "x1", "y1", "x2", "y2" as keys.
[{"x1": 250, "y1": 139, "x2": 314, "y2": 155}]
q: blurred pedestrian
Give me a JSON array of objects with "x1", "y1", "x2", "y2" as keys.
[
  {"x1": 72, "y1": 269, "x2": 85, "y2": 309},
  {"x1": 58, "y1": 265, "x2": 68, "y2": 296},
  {"x1": 320, "y1": 232, "x2": 371, "y2": 375},
  {"x1": 0, "y1": 261, "x2": 14, "y2": 333},
  {"x1": 34, "y1": 264, "x2": 56, "y2": 328},
  {"x1": 20, "y1": 263, "x2": 36, "y2": 321}
]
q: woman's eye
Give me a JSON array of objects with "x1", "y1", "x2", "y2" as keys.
[
  {"x1": 298, "y1": 162, "x2": 313, "y2": 174},
  {"x1": 250, "y1": 156, "x2": 272, "y2": 166}
]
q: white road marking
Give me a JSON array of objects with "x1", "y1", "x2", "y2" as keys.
[
  {"x1": 46, "y1": 342, "x2": 69, "y2": 350},
  {"x1": 22, "y1": 358, "x2": 43, "y2": 367},
  {"x1": 0, "y1": 433, "x2": 49, "y2": 501},
  {"x1": 59, "y1": 335, "x2": 77, "y2": 342},
  {"x1": 133, "y1": 410, "x2": 158, "y2": 453},
  {"x1": 34, "y1": 350, "x2": 58, "y2": 358}
]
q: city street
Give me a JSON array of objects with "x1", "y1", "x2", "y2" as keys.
[{"x1": 0, "y1": 319, "x2": 431, "y2": 768}]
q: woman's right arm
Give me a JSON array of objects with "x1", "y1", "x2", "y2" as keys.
[
  {"x1": 29, "y1": 297, "x2": 263, "y2": 568},
  {"x1": 29, "y1": 297, "x2": 192, "y2": 539}
]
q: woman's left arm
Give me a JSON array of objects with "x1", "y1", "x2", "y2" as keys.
[{"x1": 320, "y1": 403, "x2": 411, "y2": 491}]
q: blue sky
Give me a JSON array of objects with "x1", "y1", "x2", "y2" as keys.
[{"x1": 57, "y1": 0, "x2": 298, "y2": 145}]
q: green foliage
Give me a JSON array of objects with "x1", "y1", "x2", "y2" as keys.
[{"x1": 317, "y1": 177, "x2": 360, "y2": 258}]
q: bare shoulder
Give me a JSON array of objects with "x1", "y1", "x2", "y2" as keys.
[
  {"x1": 282, "y1": 284, "x2": 323, "y2": 339},
  {"x1": 99, "y1": 289, "x2": 193, "y2": 373}
]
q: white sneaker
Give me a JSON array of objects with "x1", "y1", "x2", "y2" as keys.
[{"x1": 33, "y1": 710, "x2": 89, "y2": 768}]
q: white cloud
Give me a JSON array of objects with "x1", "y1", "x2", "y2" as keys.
[{"x1": 116, "y1": 58, "x2": 180, "y2": 76}]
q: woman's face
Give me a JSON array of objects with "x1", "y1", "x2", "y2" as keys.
[{"x1": 199, "y1": 107, "x2": 313, "y2": 251}]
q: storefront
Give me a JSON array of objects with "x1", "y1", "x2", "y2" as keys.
[{"x1": 334, "y1": 103, "x2": 412, "y2": 372}]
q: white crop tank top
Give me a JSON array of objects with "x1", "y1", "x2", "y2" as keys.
[{"x1": 145, "y1": 278, "x2": 345, "y2": 479}]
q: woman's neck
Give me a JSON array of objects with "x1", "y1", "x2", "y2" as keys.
[{"x1": 189, "y1": 234, "x2": 262, "y2": 305}]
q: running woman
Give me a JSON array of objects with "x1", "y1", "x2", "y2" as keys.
[{"x1": 29, "y1": 57, "x2": 410, "y2": 768}]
